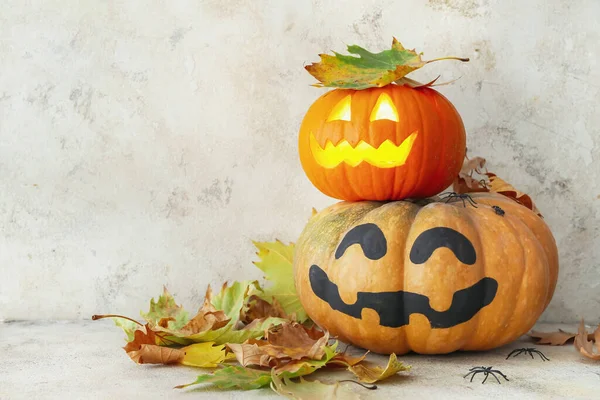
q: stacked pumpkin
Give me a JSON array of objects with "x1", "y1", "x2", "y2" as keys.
[{"x1": 293, "y1": 39, "x2": 559, "y2": 355}]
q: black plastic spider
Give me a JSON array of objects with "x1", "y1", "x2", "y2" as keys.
[
  {"x1": 492, "y1": 205, "x2": 505, "y2": 216},
  {"x1": 439, "y1": 192, "x2": 478, "y2": 208},
  {"x1": 464, "y1": 366, "x2": 509, "y2": 384},
  {"x1": 506, "y1": 347, "x2": 550, "y2": 361}
]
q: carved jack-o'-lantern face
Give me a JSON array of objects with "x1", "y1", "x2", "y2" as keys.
[
  {"x1": 293, "y1": 193, "x2": 559, "y2": 355},
  {"x1": 298, "y1": 85, "x2": 466, "y2": 201}
]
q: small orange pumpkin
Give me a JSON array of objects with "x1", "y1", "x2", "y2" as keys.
[
  {"x1": 294, "y1": 193, "x2": 558, "y2": 354},
  {"x1": 298, "y1": 84, "x2": 466, "y2": 201}
]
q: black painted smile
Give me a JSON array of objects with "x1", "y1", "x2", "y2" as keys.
[{"x1": 309, "y1": 265, "x2": 498, "y2": 328}]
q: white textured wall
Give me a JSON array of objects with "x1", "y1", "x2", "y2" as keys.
[{"x1": 1, "y1": 0, "x2": 598, "y2": 323}]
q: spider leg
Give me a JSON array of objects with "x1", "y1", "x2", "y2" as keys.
[
  {"x1": 491, "y1": 370, "x2": 510, "y2": 381},
  {"x1": 463, "y1": 371, "x2": 474, "y2": 379},
  {"x1": 482, "y1": 371, "x2": 489, "y2": 384},
  {"x1": 490, "y1": 372, "x2": 501, "y2": 384},
  {"x1": 512, "y1": 349, "x2": 525, "y2": 358},
  {"x1": 467, "y1": 196, "x2": 478, "y2": 208},
  {"x1": 528, "y1": 349, "x2": 535, "y2": 359},
  {"x1": 516, "y1": 349, "x2": 526, "y2": 357},
  {"x1": 470, "y1": 371, "x2": 478, "y2": 382},
  {"x1": 506, "y1": 349, "x2": 521, "y2": 359},
  {"x1": 531, "y1": 349, "x2": 550, "y2": 361}
]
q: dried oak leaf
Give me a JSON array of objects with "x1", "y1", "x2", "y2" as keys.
[
  {"x1": 305, "y1": 37, "x2": 468, "y2": 90},
  {"x1": 574, "y1": 320, "x2": 600, "y2": 360}
]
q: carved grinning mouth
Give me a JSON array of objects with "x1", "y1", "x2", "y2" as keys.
[
  {"x1": 309, "y1": 264, "x2": 498, "y2": 328},
  {"x1": 309, "y1": 131, "x2": 418, "y2": 168}
]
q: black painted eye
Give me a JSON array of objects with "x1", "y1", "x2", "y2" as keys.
[
  {"x1": 335, "y1": 223, "x2": 387, "y2": 260},
  {"x1": 409, "y1": 227, "x2": 476, "y2": 265}
]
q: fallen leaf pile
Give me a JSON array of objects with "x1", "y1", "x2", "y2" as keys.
[
  {"x1": 529, "y1": 320, "x2": 600, "y2": 361},
  {"x1": 305, "y1": 37, "x2": 468, "y2": 90},
  {"x1": 94, "y1": 240, "x2": 411, "y2": 398},
  {"x1": 453, "y1": 154, "x2": 543, "y2": 217}
]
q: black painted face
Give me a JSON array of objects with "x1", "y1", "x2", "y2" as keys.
[{"x1": 309, "y1": 224, "x2": 498, "y2": 328}]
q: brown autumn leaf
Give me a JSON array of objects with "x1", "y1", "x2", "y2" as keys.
[
  {"x1": 453, "y1": 156, "x2": 489, "y2": 193},
  {"x1": 528, "y1": 329, "x2": 577, "y2": 345},
  {"x1": 347, "y1": 353, "x2": 411, "y2": 383},
  {"x1": 242, "y1": 295, "x2": 288, "y2": 324},
  {"x1": 122, "y1": 325, "x2": 157, "y2": 354},
  {"x1": 227, "y1": 339, "x2": 277, "y2": 367},
  {"x1": 574, "y1": 320, "x2": 600, "y2": 360},
  {"x1": 530, "y1": 325, "x2": 600, "y2": 346},
  {"x1": 121, "y1": 323, "x2": 183, "y2": 364},
  {"x1": 178, "y1": 285, "x2": 230, "y2": 334},
  {"x1": 227, "y1": 322, "x2": 329, "y2": 368},
  {"x1": 329, "y1": 351, "x2": 368, "y2": 367},
  {"x1": 486, "y1": 173, "x2": 542, "y2": 217},
  {"x1": 452, "y1": 154, "x2": 543, "y2": 217},
  {"x1": 129, "y1": 344, "x2": 184, "y2": 365},
  {"x1": 267, "y1": 323, "x2": 328, "y2": 359}
]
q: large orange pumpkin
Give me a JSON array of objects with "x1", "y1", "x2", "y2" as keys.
[
  {"x1": 298, "y1": 84, "x2": 466, "y2": 201},
  {"x1": 293, "y1": 193, "x2": 558, "y2": 354}
]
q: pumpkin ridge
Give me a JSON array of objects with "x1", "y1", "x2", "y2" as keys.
[
  {"x1": 496, "y1": 214, "x2": 550, "y2": 348},
  {"x1": 447, "y1": 203, "x2": 486, "y2": 352},
  {"x1": 432, "y1": 91, "x2": 449, "y2": 197},
  {"x1": 493, "y1": 212, "x2": 530, "y2": 347},
  {"x1": 458, "y1": 204, "x2": 514, "y2": 350},
  {"x1": 366, "y1": 90, "x2": 380, "y2": 200},
  {"x1": 409, "y1": 87, "x2": 428, "y2": 198}
]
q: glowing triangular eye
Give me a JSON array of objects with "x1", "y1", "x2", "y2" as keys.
[
  {"x1": 370, "y1": 93, "x2": 399, "y2": 122},
  {"x1": 326, "y1": 95, "x2": 352, "y2": 122}
]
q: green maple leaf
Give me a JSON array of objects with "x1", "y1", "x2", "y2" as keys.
[
  {"x1": 149, "y1": 281, "x2": 285, "y2": 345},
  {"x1": 252, "y1": 240, "x2": 309, "y2": 322},
  {"x1": 305, "y1": 37, "x2": 468, "y2": 89},
  {"x1": 210, "y1": 280, "x2": 256, "y2": 326},
  {"x1": 140, "y1": 286, "x2": 189, "y2": 329},
  {"x1": 271, "y1": 374, "x2": 360, "y2": 400},
  {"x1": 175, "y1": 365, "x2": 273, "y2": 390},
  {"x1": 112, "y1": 318, "x2": 139, "y2": 342}
]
